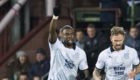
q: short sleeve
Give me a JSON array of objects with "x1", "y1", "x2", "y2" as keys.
[
  {"x1": 48, "y1": 38, "x2": 62, "y2": 49},
  {"x1": 96, "y1": 52, "x2": 105, "y2": 69},
  {"x1": 79, "y1": 50, "x2": 88, "y2": 70},
  {"x1": 132, "y1": 49, "x2": 139, "y2": 65}
]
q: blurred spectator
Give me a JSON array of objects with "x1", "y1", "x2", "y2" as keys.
[
  {"x1": 2, "y1": 75, "x2": 9, "y2": 80},
  {"x1": 75, "y1": 29, "x2": 86, "y2": 49},
  {"x1": 2, "y1": 78, "x2": 9, "y2": 80},
  {"x1": 17, "y1": 72, "x2": 29, "y2": 80},
  {"x1": 84, "y1": 24, "x2": 107, "y2": 77},
  {"x1": 6, "y1": 51, "x2": 31, "y2": 80},
  {"x1": 30, "y1": 48, "x2": 50, "y2": 79},
  {"x1": 136, "y1": 22, "x2": 140, "y2": 37},
  {"x1": 125, "y1": 27, "x2": 140, "y2": 58},
  {"x1": 125, "y1": 27, "x2": 140, "y2": 80}
]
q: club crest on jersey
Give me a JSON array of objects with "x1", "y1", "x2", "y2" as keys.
[
  {"x1": 124, "y1": 53, "x2": 129, "y2": 59},
  {"x1": 64, "y1": 59, "x2": 75, "y2": 69}
]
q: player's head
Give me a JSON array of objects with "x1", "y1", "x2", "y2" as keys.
[
  {"x1": 60, "y1": 25, "x2": 75, "y2": 46},
  {"x1": 110, "y1": 27, "x2": 125, "y2": 51}
]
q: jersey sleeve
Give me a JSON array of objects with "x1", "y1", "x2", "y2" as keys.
[
  {"x1": 132, "y1": 49, "x2": 139, "y2": 66},
  {"x1": 96, "y1": 52, "x2": 105, "y2": 69},
  {"x1": 48, "y1": 38, "x2": 62, "y2": 50},
  {"x1": 79, "y1": 50, "x2": 88, "y2": 70}
]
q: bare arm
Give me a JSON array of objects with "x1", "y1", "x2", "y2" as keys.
[
  {"x1": 133, "y1": 64, "x2": 140, "y2": 74},
  {"x1": 83, "y1": 69, "x2": 89, "y2": 79},
  {"x1": 48, "y1": 16, "x2": 58, "y2": 44},
  {"x1": 136, "y1": 64, "x2": 140, "y2": 74},
  {"x1": 132, "y1": 64, "x2": 140, "y2": 79},
  {"x1": 93, "y1": 68, "x2": 102, "y2": 80}
]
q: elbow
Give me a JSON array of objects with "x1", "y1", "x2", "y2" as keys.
[
  {"x1": 92, "y1": 70, "x2": 96, "y2": 79},
  {"x1": 48, "y1": 35, "x2": 57, "y2": 44},
  {"x1": 92, "y1": 69, "x2": 101, "y2": 80}
]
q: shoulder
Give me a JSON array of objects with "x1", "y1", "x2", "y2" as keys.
[
  {"x1": 99, "y1": 47, "x2": 110, "y2": 56},
  {"x1": 49, "y1": 38, "x2": 63, "y2": 49},
  {"x1": 125, "y1": 45, "x2": 137, "y2": 52},
  {"x1": 76, "y1": 46, "x2": 85, "y2": 54},
  {"x1": 76, "y1": 46, "x2": 86, "y2": 57},
  {"x1": 44, "y1": 60, "x2": 50, "y2": 64},
  {"x1": 125, "y1": 45, "x2": 138, "y2": 55},
  {"x1": 6, "y1": 59, "x2": 16, "y2": 68},
  {"x1": 49, "y1": 38, "x2": 61, "y2": 44}
]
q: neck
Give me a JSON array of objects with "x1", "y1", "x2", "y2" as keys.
[
  {"x1": 112, "y1": 46, "x2": 122, "y2": 51},
  {"x1": 66, "y1": 45, "x2": 73, "y2": 48},
  {"x1": 20, "y1": 62, "x2": 25, "y2": 64},
  {"x1": 62, "y1": 41, "x2": 74, "y2": 48}
]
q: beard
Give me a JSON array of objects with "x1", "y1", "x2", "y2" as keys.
[
  {"x1": 114, "y1": 45, "x2": 122, "y2": 51},
  {"x1": 62, "y1": 40, "x2": 74, "y2": 47}
]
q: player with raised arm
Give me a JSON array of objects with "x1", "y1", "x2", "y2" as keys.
[{"x1": 48, "y1": 7, "x2": 89, "y2": 80}]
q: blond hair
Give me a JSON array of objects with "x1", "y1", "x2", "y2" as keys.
[{"x1": 111, "y1": 26, "x2": 125, "y2": 36}]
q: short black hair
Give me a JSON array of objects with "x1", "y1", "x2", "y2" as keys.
[
  {"x1": 76, "y1": 29, "x2": 83, "y2": 33},
  {"x1": 76, "y1": 29, "x2": 85, "y2": 36},
  {"x1": 60, "y1": 25, "x2": 73, "y2": 32},
  {"x1": 87, "y1": 24, "x2": 96, "y2": 29},
  {"x1": 136, "y1": 22, "x2": 140, "y2": 28},
  {"x1": 36, "y1": 48, "x2": 47, "y2": 56}
]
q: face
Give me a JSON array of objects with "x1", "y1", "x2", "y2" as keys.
[
  {"x1": 110, "y1": 34, "x2": 125, "y2": 51},
  {"x1": 33, "y1": 76, "x2": 41, "y2": 80},
  {"x1": 87, "y1": 27, "x2": 96, "y2": 38},
  {"x1": 129, "y1": 28, "x2": 139, "y2": 39},
  {"x1": 36, "y1": 53, "x2": 45, "y2": 62},
  {"x1": 62, "y1": 29, "x2": 75, "y2": 46},
  {"x1": 76, "y1": 31, "x2": 84, "y2": 41},
  {"x1": 19, "y1": 75, "x2": 28, "y2": 80},
  {"x1": 19, "y1": 56, "x2": 27, "y2": 64},
  {"x1": 2, "y1": 78, "x2": 9, "y2": 80}
]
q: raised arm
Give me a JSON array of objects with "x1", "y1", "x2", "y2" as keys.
[
  {"x1": 93, "y1": 68, "x2": 102, "y2": 80},
  {"x1": 48, "y1": 16, "x2": 58, "y2": 43},
  {"x1": 48, "y1": 7, "x2": 60, "y2": 44}
]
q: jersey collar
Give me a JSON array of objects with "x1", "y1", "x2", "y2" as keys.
[
  {"x1": 62, "y1": 41, "x2": 76, "y2": 50},
  {"x1": 110, "y1": 45, "x2": 125, "y2": 52}
]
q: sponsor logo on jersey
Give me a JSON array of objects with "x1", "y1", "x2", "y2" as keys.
[{"x1": 64, "y1": 59, "x2": 75, "y2": 69}]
